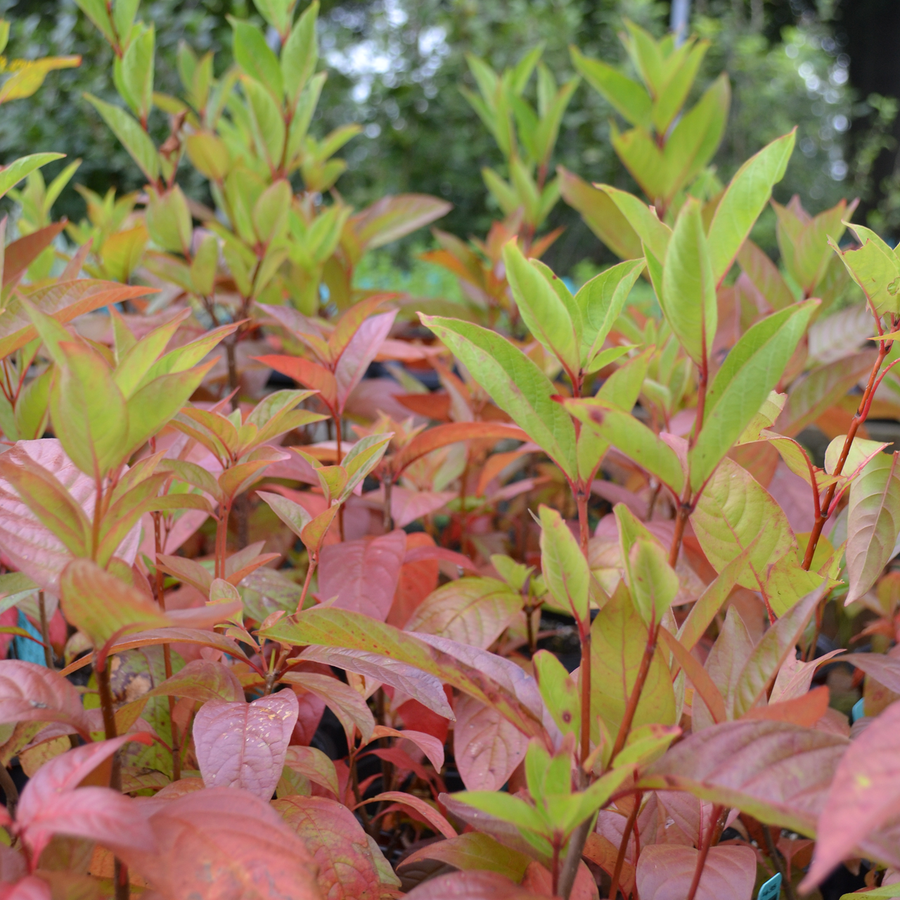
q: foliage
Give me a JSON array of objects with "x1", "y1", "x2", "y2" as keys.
[{"x1": 4, "y1": 4, "x2": 900, "y2": 900}]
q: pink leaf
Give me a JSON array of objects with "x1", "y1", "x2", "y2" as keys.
[
  {"x1": 15, "y1": 734, "x2": 154, "y2": 863},
  {"x1": 274, "y1": 795, "x2": 395, "y2": 899},
  {"x1": 369, "y1": 724, "x2": 445, "y2": 771},
  {"x1": 0, "y1": 876, "x2": 52, "y2": 900},
  {"x1": 334, "y1": 311, "x2": 397, "y2": 410},
  {"x1": 300, "y1": 645, "x2": 454, "y2": 720},
  {"x1": 193, "y1": 690, "x2": 299, "y2": 800},
  {"x1": 362, "y1": 791, "x2": 456, "y2": 839},
  {"x1": 404, "y1": 871, "x2": 545, "y2": 899},
  {"x1": 0, "y1": 440, "x2": 140, "y2": 592},
  {"x1": 281, "y1": 671, "x2": 375, "y2": 745},
  {"x1": 635, "y1": 845, "x2": 757, "y2": 900},
  {"x1": 803, "y1": 699, "x2": 900, "y2": 889},
  {"x1": 0, "y1": 661, "x2": 90, "y2": 735},
  {"x1": 146, "y1": 658, "x2": 244, "y2": 703},
  {"x1": 641, "y1": 719, "x2": 847, "y2": 836},
  {"x1": 317, "y1": 530, "x2": 407, "y2": 621},
  {"x1": 406, "y1": 578, "x2": 523, "y2": 650},
  {"x1": 454, "y1": 694, "x2": 528, "y2": 791},
  {"x1": 124, "y1": 787, "x2": 322, "y2": 899},
  {"x1": 521, "y1": 860, "x2": 599, "y2": 899}
]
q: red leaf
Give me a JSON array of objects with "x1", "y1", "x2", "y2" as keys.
[
  {"x1": 635, "y1": 845, "x2": 757, "y2": 900},
  {"x1": 742, "y1": 685, "x2": 830, "y2": 727},
  {"x1": 15, "y1": 735, "x2": 154, "y2": 862},
  {"x1": 317, "y1": 530, "x2": 407, "y2": 621},
  {"x1": 391, "y1": 423, "x2": 528, "y2": 475},
  {"x1": 803, "y1": 699, "x2": 900, "y2": 889},
  {"x1": 404, "y1": 871, "x2": 545, "y2": 899},
  {"x1": 274, "y1": 795, "x2": 396, "y2": 899},
  {"x1": 454, "y1": 694, "x2": 528, "y2": 791},
  {"x1": 388, "y1": 532, "x2": 440, "y2": 627},
  {"x1": 193, "y1": 690, "x2": 299, "y2": 800},
  {"x1": 254, "y1": 355, "x2": 338, "y2": 410},
  {"x1": 0, "y1": 661, "x2": 90, "y2": 736},
  {"x1": 123, "y1": 787, "x2": 322, "y2": 899},
  {"x1": 3, "y1": 223, "x2": 66, "y2": 287}
]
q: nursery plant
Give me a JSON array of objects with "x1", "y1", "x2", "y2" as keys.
[{"x1": 4, "y1": 3, "x2": 900, "y2": 900}]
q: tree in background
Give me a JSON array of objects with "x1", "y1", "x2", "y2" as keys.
[{"x1": 0, "y1": 0, "x2": 893, "y2": 271}]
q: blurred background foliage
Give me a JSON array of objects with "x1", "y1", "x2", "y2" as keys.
[{"x1": 0, "y1": 0, "x2": 898, "y2": 280}]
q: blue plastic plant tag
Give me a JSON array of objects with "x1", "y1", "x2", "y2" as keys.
[
  {"x1": 758, "y1": 872, "x2": 782, "y2": 900},
  {"x1": 851, "y1": 697, "x2": 866, "y2": 723},
  {"x1": 14, "y1": 609, "x2": 45, "y2": 666}
]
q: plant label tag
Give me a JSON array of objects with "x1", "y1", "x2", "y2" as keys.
[
  {"x1": 851, "y1": 697, "x2": 865, "y2": 723},
  {"x1": 758, "y1": 872, "x2": 782, "y2": 900}
]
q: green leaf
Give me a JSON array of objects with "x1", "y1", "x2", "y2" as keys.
[
  {"x1": 570, "y1": 47, "x2": 651, "y2": 130},
  {"x1": 590, "y1": 582, "x2": 676, "y2": 740},
  {"x1": 60, "y1": 559, "x2": 170, "y2": 648},
  {"x1": 557, "y1": 167, "x2": 642, "y2": 261},
  {"x1": 627, "y1": 539, "x2": 679, "y2": 627},
  {"x1": 121, "y1": 23, "x2": 155, "y2": 121},
  {"x1": 145, "y1": 184, "x2": 192, "y2": 254},
  {"x1": 231, "y1": 17, "x2": 283, "y2": 99},
  {"x1": 660, "y1": 74, "x2": 730, "y2": 198},
  {"x1": 85, "y1": 94, "x2": 159, "y2": 182},
  {"x1": 692, "y1": 457, "x2": 796, "y2": 591},
  {"x1": 538, "y1": 505, "x2": 589, "y2": 625},
  {"x1": 599, "y1": 185, "x2": 670, "y2": 262},
  {"x1": 420, "y1": 315, "x2": 578, "y2": 480},
  {"x1": 48, "y1": 341, "x2": 130, "y2": 480},
  {"x1": 707, "y1": 130, "x2": 796, "y2": 287},
  {"x1": 832, "y1": 224, "x2": 900, "y2": 316},
  {"x1": 533, "y1": 650, "x2": 579, "y2": 739},
  {"x1": 565, "y1": 399, "x2": 685, "y2": 495},
  {"x1": 621, "y1": 20, "x2": 663, "y2": 91},
  {"x1": 282, "y1": 1, "x2": 318, "y2": 101},
  {"x1": 503, "y1": 242, "x2": 579, "y2": 374},
  {"x1": 243, "y1": 77, "x2": 286, "y2": 169},
  {"x1": 688, "y1": 300, "x2": 817, "y2": 492},
  {"x1": 651, "y1": 40, "x2": 708, "y2": 134},
  {"x1": 846, "y1": 452, "x2": 900, "y2": 603},
  {"x1": 112, "y1": 0, "x2": 140, "y2": 49},
  {"x1": 576, "y1": 258, "x2": 643, "y2": 367},
  {"x1": 450, "y1": 791, "x2": 547, "y2": 838},
  {"x1": 611, "y1": 125, "x2": 669, "y2": 201},
  {"x1": 661, "y1": 196, "x2": 716, "y2": 368},
  {"x1": 125, "y1": 363, "x2": 216, "y2": 455},
  {"x1": 113, "y1": 310, "x2": 189, "y2": 398},
  {"x1": 0, "y1": 153, "x2": 65, "y2": 203},
  {"x1": 73, "y1": 0, "x2": 117, "y2": 46}
]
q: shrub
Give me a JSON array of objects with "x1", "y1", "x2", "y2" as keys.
[{"x1": 1, "y1": 4, "x2": 900, "y2": 900}]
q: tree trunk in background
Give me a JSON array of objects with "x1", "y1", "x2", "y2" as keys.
[{"x1": 835, "y1": 0, "x2": 900, "y2": 232}]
